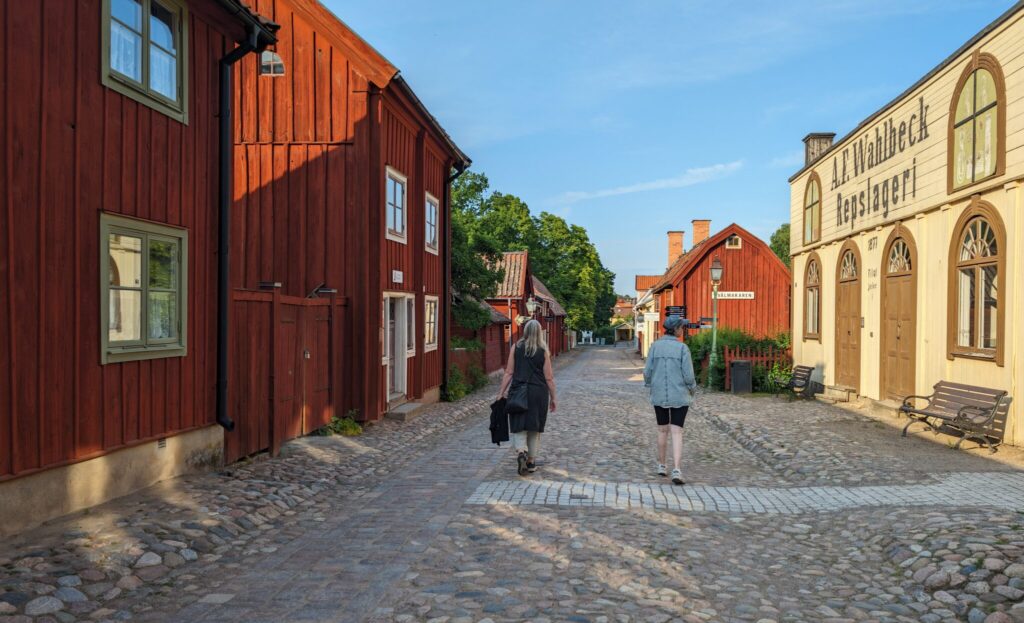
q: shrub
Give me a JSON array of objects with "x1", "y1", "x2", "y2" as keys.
[
  {"x1": 685, "y1": 327, "x2": 791, "y2": 391},
  {"x1": 314, "y1": 410, "x2": 363, "y2": 437},
  {"x1": 443, "y1": 366, "x2": 471, "y2": 402},
  {"x1": 467, "y1": 363, "x2": 488, "y2": 390},
  {"x1": 451, "y1": 336, "x2": 483, "y2": 351}
]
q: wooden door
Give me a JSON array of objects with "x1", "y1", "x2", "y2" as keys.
[
  {"x1": 881, "y1": 236, "x2": 917, "y2": 400},
  {"x1": 303, "y1": 303, "x2": 332, "y2": 432},
  {"x1": 835, "y1": 247, "x2": 861, "y2": 391},
  {"x1": 274, "y1": 302, "x2": 303, "y2": 447}
]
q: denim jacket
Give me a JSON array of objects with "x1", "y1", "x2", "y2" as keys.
[{"x1": 643, "y1": 336, "x2": 697, "y2": 407}]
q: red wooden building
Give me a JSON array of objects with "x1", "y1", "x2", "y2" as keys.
[
  {"x1": 0, "y1": 0, "x2": 277, "y2": 533},
  {"x1": 651, "y1": 221, "x2": 791, "y2": 339},
  {"x1": 451, "y1": 297, "x2": 511, "y2": 376},
  {"x1": 486, "y1": 251, "x2": 570, "y2": 360},
  {"x1": 226, "y1": 0, "x2": 470, "y2": 459}
]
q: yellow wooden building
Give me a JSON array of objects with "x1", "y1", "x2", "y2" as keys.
[{"x1": 789, "y1": 3, "x2": 1024, "y2": 445}]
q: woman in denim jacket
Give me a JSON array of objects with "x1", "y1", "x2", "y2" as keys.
[{"x1": 643, "y1": 316, "x2": 697, "y2": 484}]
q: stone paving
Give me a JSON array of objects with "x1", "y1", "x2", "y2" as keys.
[{"x1": 3, "y1": 345, "x2": 1024, "y2": 623}]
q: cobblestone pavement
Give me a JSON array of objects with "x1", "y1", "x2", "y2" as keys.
[{"x1": 4, "y1": 346, "x2": 1024, "y2": 623}]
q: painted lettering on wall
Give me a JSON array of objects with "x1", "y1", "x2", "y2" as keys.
[
  {"x1": 868, "y1": 237, "x2": 878, "y2": 251},
  {"x1": 830, "y1": 96, "x2": 931, "y2": 230}
]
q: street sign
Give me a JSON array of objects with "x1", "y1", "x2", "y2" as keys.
[
  {"x1": 643, "y1": 312, "x2": 660, "y2": 322},
  {"x1": 714, "y1": 291, "x2": 754, "y2": 300},
  {"x1": 666, "y1": 305, "x2": 687, "y2": 317}
]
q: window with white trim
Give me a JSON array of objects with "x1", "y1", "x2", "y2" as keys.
[
  {"x1": 101, "y1": 213, "x2": 188, "y2": 363},
  {"x1": 725, "y1": 234, "x2": 742, "y2": 249},
  {"x1": 424, "y1": 296, "x2": 439, "y2": 351},
  {"x1": 385, "y1": 167, "x2": 407, "y2": 243},
  {"x1": 425, "y1": 193, "x2": 439, "y2": 254}
]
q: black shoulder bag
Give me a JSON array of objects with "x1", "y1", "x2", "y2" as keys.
[{"x1": 506, "y1": 347, "x2": 542, "y2": 414}]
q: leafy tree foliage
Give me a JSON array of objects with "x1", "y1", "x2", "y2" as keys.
[
  {"x1": 450, "y1": 171, "x2": 615, "y2": 331},
  {"x1": 450, "y1": 172, "x2": 504, "y2": 330},
  {"x1": 769, "y1": 223, "x2": 791, "y2": 268}
]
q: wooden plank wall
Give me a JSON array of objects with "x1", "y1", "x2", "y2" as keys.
[
  {"x1": 0, "y1": 0, "x2": 237, "y2": 480},
  {"x1": 679, "y1": 235, "x2": 791, "y2": 339}
]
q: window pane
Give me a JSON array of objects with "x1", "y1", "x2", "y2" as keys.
[
  {"x1": 953, "y1": 121, "x2": 973, "y2": 188},
  {"x1": 148, "y1": 291, "x2": 177, "y2": 340},
  {"x1": 112, "y1": 0, "x2": 142, "y2": 30},
  {"x1": 975, "y1": 69, "x2": 996, "y2": 110},
  {"x1": 386, "y1": 202, "x2": 395, "y2": 232},
  {"x1": 973, "y1": 107, "x2": 997, "y2": 181},
  {"x1": 111, "y1": 21, "x2": 142, "y2": 82},
  {"x1": 149, "y1": 239, "x2": 177, "y2": 289},
  {"x1": 955, "y1": 74, "x2": 975, "y2": 123},
  {"x1": 806, "y1": 288, "x2": 818, "y2": 334},
  {"x1": 109, "y1": 234, "x2": 143, "y2": 286},
  {"x1": 811, "y1": 202, "x2": 820, "y2": 240},
  {"x1": 957, "y1": 268, "x2": 976, "y2": 348},
  {"x1": 150, "y1": 1, "x2": 176, "y2": 51},
  {"x1": 981, "y1": 265, "x2": 997, "y2": 350},
  {"x1": 804, "y1": 207, "x2": 812, "y2": 243},
  {"x1": 110, "y1": 289, "x2": 142, "y2": 342},
  {"x1": 150, "y1": 46, "x2": 177, "y2": 100}
]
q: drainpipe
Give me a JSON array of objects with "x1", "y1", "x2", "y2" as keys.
[
  {"x1": 216, "y1": 27, "x2": 263, "y2": 431},
  {"x1": 440, "y1": 163, "x2": 468, "y2": 398}
]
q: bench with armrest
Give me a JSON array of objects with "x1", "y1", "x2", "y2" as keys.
[
  {"x1": 772, "y1": 365, "x2": 815, "y2": 398},
  {"x1": 900, "y1": 381, "x2": 1009, "y2": 453}
]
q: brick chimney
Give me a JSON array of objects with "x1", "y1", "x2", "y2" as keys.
[
  {"x1": 803, "y1": 132, "x2": 836, "y2": 165},
  {"x1": 667, "y1": 231, "x2": 685, "y2": 266},
  {"x1": 691, "y1": 220, "x2": 711, "y2": 246}
]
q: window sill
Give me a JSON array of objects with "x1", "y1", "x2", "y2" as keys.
[
  {"x1": 386, "y1": 230, "x2": 408, "y2": 245},
  {"x1": 102, "y1": 72, "x2": 187, "y2": 125},
  {"x1": 425, "y1": 344, "x2": 438, "y2": 353},
  {"x1": 949, "y1": 349, "x2": 997, "y2": 362},
  {"x1": 426, "y1": 245, "x2": 439, "y2": 256},
  {"x1": 802, "y1": 335, "x2": 821, "y2": 342},
  {"x1": 103, "y1": 345, "x2": 187, "y2": 365}
]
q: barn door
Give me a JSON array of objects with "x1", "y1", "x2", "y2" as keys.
[
  {"x1": 272, "y1": 302, "x2": 303, "y2": 453},
  {"x1": 302, "y1": 303, "x2": 332, "y2": 433},
  {"x1": 835, "y1": 245, "x2": 861, "y2": 391},
  {"x1": 882, "y1": 235, "x2": 917, "y2": 401}
]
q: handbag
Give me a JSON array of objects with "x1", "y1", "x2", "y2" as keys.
[{"x1": 505, "y1": 346, "x2": 541, "y2": 414}]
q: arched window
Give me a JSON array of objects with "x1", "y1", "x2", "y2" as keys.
[
  {"x1": 949, "y1": 53, "x2": 1005, "y2": 192},
  {"x1": 803, "y1": 253, "x2": 821, "y2": 341},
  {"x1": 803, "y1": 173, "x2": 821, "y2": 245},
  {"x1": 947, "y1": 200, "x2": 1005, "y2": 365},
  {"x1": 839, "y1": 249, "x2": 858, "y2": 282}
]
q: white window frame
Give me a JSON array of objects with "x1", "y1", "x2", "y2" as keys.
[
  {"x1": 424, "y1": 296, "x2": 439, "y2": 352},
  {"x1": 725, "y1": 234, "x2": 742, "y2": 249},
  {"x1": 425, "y1": 192, "x2": 440, "y2": 255},
  {"x1": 406, "y1": 296, "x2": 416, "y2": 356},
  {"x1": 100, "y1": 212, "x2": 188, "y2": 364},
  {"x1": 385, "y1": 167, "x2": 408, "y2": 244}
]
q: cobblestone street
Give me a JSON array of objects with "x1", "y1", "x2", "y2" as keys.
[{"x1": 4, "y1": 346, "x2": 1024, "y2": 623}]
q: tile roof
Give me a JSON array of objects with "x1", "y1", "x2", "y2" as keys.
[
  {"x1": 635, "y1": 275, "x2": 661, "y2": 292},
  {"x1": 493, "y1": 251, "x2": 529, "y2": 298},
  {"x1": 531, "y1": 276, "x2": 567, "y2": 317}
]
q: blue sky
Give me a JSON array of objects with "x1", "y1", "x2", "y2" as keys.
[{"x1": 324, "y1": 0, "x2": 1011, "y2": 293}]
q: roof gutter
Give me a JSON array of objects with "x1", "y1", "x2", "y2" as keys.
[{"x1": 215, "y1": 23, "x2": 276, "y2": 431}]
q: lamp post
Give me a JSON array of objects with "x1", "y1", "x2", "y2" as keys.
[
  {"x1": 707, "y1": 257, "x2": 723, "y2": 389},
  {"x1": 525, "y1": 295, "x2": 539, "y2": 317}
]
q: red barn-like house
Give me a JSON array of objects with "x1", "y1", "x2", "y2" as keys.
[
  {"x1": 486, "y1": 251, "x2": 570, "y2": 361},
  {"x1": 227, "y1": 0, "x2": 470, "y2": 458},
  {"x1": 0, "y1": 0, "x2": 277, "y2": 533},
  {"x1": 651, "y1": 221, "x2": 791, "y2": 339}
]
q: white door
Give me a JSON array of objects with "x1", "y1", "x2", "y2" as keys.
[{"x1": 385, "y1": 295, "x2": 409, "y2": 401}]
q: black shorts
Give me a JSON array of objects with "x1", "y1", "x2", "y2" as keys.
[{"x1": 654, "y1": 406, "x2": 688, "y2": 427}]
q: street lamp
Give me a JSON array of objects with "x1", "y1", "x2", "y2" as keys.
[
  {"x1": 525, "y1": 295, "x2": 540, "y2": 317},
  {"x1": 707, "y1": 258, "x2": 723, "y2": 389}
]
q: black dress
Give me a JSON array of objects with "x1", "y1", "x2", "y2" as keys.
[{"x1": 508, "y1": 343, "x2": 549, "y2": 434}]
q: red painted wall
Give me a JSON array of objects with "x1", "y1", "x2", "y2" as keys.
[{"x1": 1, "y1": 0, "x2": 245, "y2": 479}]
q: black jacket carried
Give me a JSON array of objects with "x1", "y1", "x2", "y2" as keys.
[{"x1": 489, "y1": 398, "x2": 509, "y2": 445}]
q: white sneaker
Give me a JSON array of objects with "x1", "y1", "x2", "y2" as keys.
[
  {"x1": 671, "y1": 469, "x2": 684, "y2": 485},
  {"x1": 657, "y1": 464, "x2": 668, "y2": 477}
]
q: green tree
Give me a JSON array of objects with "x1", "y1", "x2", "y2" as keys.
[
  {"x1": 769, "y1": 223, "x2": 791, "y2": 268},
  {"x1": 450, "y1": 173, "x2": 504, "y2": 330}
]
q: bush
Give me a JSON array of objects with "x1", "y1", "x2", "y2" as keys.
[
  {"x1": 685, "y1": 328, "x2": 791, "y2": 391},
  {"x1": 593, "y1": 325, "x2": 616, "y2": 341},
  {"x1": 443, "y1": 366, "x2": 471, "y2": 402},
  {"x1": 314, "y1": 410, "x2": 363, "y2": 437},
  {"x1": 467, "y1": 363, "x2": 488, "y2": 390},
  {"x1": 451, "y1": 336, "x2": 483, "y2": 351}
]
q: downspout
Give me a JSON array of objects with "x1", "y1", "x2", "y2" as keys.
[
  {"x1": 216, "y1": 27, "x2": 263, "y2": 431},
  {"x1": 440, "y1": 163, "x2": 468, "y2": 398}
]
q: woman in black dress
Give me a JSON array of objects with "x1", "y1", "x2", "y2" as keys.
[{"x1": 497, "y1": 319, "x2": 558, "y2": 475}]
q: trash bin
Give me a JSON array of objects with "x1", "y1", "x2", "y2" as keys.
[{"x1": 730, "y1": 360, "x2": 752, "y2": 394}]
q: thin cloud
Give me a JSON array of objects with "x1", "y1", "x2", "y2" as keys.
[
  {"x1": 552, "y1": 161, "x2": 743, "y2": 205},
  {"x1": 768, "y1": 151, "x2": 804, "y2": 169}
]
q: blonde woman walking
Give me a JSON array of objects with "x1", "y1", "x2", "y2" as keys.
[{"x1": 498, "y1": 319, "x2": 558, "y2": 475}]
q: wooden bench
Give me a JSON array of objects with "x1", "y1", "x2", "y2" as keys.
[
  {"x1": 770, "y1": 365, "x2": 815, "y2": 397},
  {"x1": 900, "y1": 381, "x2": 1009, "y2": 452}
]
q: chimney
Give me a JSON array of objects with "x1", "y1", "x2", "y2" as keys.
[
  {"x1": 691, "y1": 219, "x2": 711, "y2": 246},
  {"x1": 667, "y1": 231, "x2": 685, "y2": 266},
  {"x1": 803, "y1": 132, "x2": 836, "y2": 165}
]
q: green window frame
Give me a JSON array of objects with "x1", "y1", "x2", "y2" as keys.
[
  {"x1": 100, "y1": 213, "x2": 188, "y2": 364},
  {"x1": 102, "y1": 0, "x2": 189, "y2": 124}
]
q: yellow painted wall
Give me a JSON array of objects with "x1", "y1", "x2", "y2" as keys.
[{"x1": 790, "y1": 8, "x2": 1024, "y2": 444}]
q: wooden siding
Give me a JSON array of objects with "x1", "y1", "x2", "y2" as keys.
[
  {"x1": 0, "y1": 0, "x2": 240, "y2": 480},
  {"x1": 662, "y1": 227, "x2": 791, "y2": 340}
]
